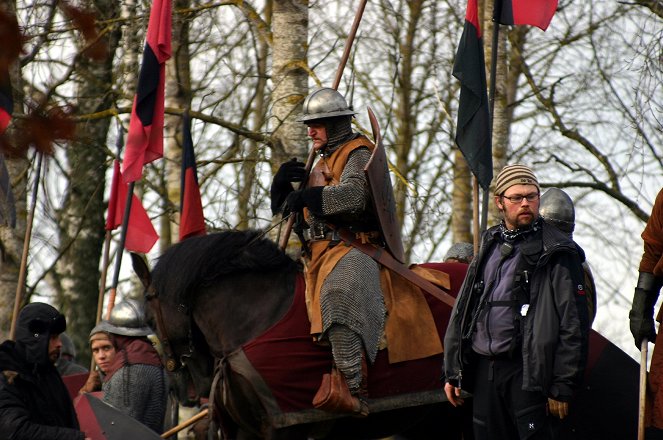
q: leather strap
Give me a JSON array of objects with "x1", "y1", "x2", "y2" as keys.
[{"x1": 334, "y1": 227, "x2": 456, "y2": 308}]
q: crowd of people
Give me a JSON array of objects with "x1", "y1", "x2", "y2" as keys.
[{"x1": 0, "y1": 88, "x2": 657, "y2": 439}]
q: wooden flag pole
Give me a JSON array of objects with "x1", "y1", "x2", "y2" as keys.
[
  {"x1": 97, "y1": 231, "x2": 111, "y2": 323},
  {"x1": 278, "y1": 0, "x2": 368, "y2": 251},
  {"x1": 106, "y1": 180, "x2": 135, "y2": 319},
  {"x1": 639, "y1": 338, "x2": 648, "y2": 440},
  {"x1": 9, "y1": 152, "x2": 44, "y2": 340},
  {"x1": 97, "y1": 126, "x2": 125, "y2": 323}
]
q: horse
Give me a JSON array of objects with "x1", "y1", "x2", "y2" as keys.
[{"x1": 131, "y1": 230, "x2": 473, "y2": 440}]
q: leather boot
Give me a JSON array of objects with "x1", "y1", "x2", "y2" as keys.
[{"x1": 312, "y1": 366, "x2": 368, "y2": 417}]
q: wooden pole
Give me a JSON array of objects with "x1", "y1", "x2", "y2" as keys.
[
  {"x1": 9, "y1": 152, "x2": 44, "y2": 340},
  {"x1": 97, "y1": 231, "x2": 111, "y2": 323},
  {"x1": 478, "y1": 0, "x2": 505, "y2": 234},
  {"x1": 278, "y1": 0, "x2": 368, "y2": 251},
  {"x1": 161, "y1": 408, "x2": 209, "y2": 439},
  {"x1": 639, "y1": 338, "x2": 648, "y2": 440},
  {"x1": 106, "y1": 180, "x2": 135, "y2": 319},
  {"x1": 98, "y1": 127, "x2": 125, "y2": 323}
]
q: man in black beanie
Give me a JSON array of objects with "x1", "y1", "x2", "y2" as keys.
[{"x1": 0, "y1": 302, "x2": 87, "y2": 440}]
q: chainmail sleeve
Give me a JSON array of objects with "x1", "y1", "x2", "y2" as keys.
[
  {"x1": 320, "y1": 147, "x2": 372, "y2": 216},
  {"x1": 102, "y1": 364, "x2": 168, "y2": 433}
]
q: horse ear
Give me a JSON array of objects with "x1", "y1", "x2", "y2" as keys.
[{"x1": 130, "y1": 252, "x2": 151, "y2": 289}]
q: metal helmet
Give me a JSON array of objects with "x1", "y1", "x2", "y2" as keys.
[
  {"x1": 93, "y1": 298, "x2": 152, "y2": 337},
  {"x1": 539, "y1": 187, "x2": 575, "y2": 235},
  {"x1": 443, "y1": 242, "x2": 475, "y2": 264},
  {"x1": 297, "y1": 87, "x2": 356, "y2": 122},
  {"x1": 60, "y1": 332, "x2": 76, "y2": 358}
]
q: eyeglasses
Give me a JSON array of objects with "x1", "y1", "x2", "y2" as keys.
[{"x1": 502, "y1": 193, "x2": 540, "y2": 204}]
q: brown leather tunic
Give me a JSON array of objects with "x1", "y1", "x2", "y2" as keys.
[{"x1": 303, "y1": 136, "x2": 444, "y2": 363}]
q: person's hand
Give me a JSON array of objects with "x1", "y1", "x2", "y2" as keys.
[
  {"x1": 547, "y1": 398, "x2": 569, "y2": 419},
  {"x1": 78, "y1": 371, "x2": 101, "y2": 394},
  {"x1": 270, "y1": 159, "x2": 306, "y2": 215},
  {"x1": 444, "y1": 382, "x2": 464, "y2": 407},
  {"x1": 629, "y1": 273, "x2": 660, "y2": 348},
  {"x1": 285, "y1": 190, "x2": 306, "y2": 213},
  {"x1": 274, "y1": 159, "x2": 306, "y2": 186}
]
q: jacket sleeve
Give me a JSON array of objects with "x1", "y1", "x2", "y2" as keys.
[
  {"x1": 548, "y1": 252, "x2": 590, "y2": 401},
  {"x1": 443, "y1": 262, "x2": 476, "y2": 387},
  {"x1": 0, "y1": 382, "x2": 84, "y2": 440}
]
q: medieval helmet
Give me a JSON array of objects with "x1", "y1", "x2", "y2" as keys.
[
  {"x1": 297, "y1": 87, "x2": 356, "y2": 123},
  {"x1": 539, "y1": 187, "x2": 575, "y2": 234},
  {"x1": 444, "y1": 242, "x2": 475, "y2": 264},
  {"x1": 93, "y1": 298, "x2": 152, "y2": 337}
]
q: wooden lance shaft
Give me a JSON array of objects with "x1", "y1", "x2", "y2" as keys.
[
  {"x1": 9, "y1": 152, "x2": 44, "y2": 340},
  {"x1": 639, "y1": 338, "x2": 648, "y2": 440},
  {"x1": 161, "y1": 408, "x2": 209, "y2": 439}
]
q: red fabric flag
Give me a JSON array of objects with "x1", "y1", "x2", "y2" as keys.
[
  {"x1": 122, "y1": 0, "x2": 172, "y2": 183},
  {"x1": 498, "y1": 0, "x2": 558, "y2": 31},
  {"x1": 107, "y1": 160, "x2": 159, "y2": 253},
  {"x1": 453, "y1": 0, "x2": 492, "y2": 190},
  {"x1": 0, "y1": 67, "x2": 12, "y2": 133},
  {"x1": 0, "y1": 69, "x2": 16, "y2": 227},
  {"x1": 179, "y1": 113, "x2": 205, "y2": 241}
]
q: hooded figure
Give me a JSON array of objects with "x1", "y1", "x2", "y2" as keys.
[
  {"x1": 56, "y1": 332, "x2": 88, "y2": 376},
  {"x1": 0, "y1": 302, "x2": 85, "y2": 440}
]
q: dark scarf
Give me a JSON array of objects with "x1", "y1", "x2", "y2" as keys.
[
  {"x1": 103, "y1": 336, "x2": 162, "y2": 382},
  {"x1": 499, "y1": 216, "x2": 542, "y2": 242}
]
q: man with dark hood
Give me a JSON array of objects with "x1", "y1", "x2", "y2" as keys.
[
  {"x1": 0, "y1": 302, "x2": 87, "y2": 440},
  {"x1": 56, "y1": 332, "x2": 88, "y2": 376}
]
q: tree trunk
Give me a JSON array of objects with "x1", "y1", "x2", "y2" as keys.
[
  {"x1": 485, "y1": 0, "x2": 509, "y2": 226},
  {"x1": 55, "y1": 0, "x2": 121, "y2": 363},
  {"x1": 271, "y1": 0, "x2": 308, "y2": 164},
  {"x1": 238, "y1": 1, "x2": 271, "y2": 230},
  {"x1": 0, "y1": 53, "x2": 28, "y2": 335},
  {"x1": 270, "y1": 0, "x2": 308, "y2": 248},
  {"x1": 394, "y1": 0, "x2": 424, "y2": 261},
  {"x1": 164, "y1": 0, "x2": 193, "y2": 244},
  {"x1": 451, "y1": 149, "x2": 473, "y2": 244}
]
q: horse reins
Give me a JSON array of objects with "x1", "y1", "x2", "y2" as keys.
[{"x1": 145, "y1": 290, "x2": 192, "y2": 373}]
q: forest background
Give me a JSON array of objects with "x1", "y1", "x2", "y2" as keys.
[{"x1": 0, "y1": 0, "x2": 661, "y2": 368}]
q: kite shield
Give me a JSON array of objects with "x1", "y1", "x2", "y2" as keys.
[{"x1": 364, "y1": 107, "x2": 405, "y2": 263}]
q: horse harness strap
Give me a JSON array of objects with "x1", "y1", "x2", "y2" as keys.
[
  {"x1": 333, "y1": 227, "x2": 456, "y2": 308},
  {"x1": 145, "y1": 294, "x2": 180, "y2": 372}
]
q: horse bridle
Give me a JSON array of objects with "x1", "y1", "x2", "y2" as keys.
[{"x1": 145, "y1": 290, "x2": 194, "y2": 373}]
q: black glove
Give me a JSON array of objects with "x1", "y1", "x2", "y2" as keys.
[
  {"x1": 270, "y1": 159, "x2": 306, "y2": 215},
  {"x1": 629, "y1": 272, "x2": 663, "y2": 348},
  {"x1": 285, "y1": 186, "x2": 324, "y2": 215}
]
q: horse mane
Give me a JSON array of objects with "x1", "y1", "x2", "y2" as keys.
[{"x1": 150, "y1": 230, "x2": 299, "y2": 305}]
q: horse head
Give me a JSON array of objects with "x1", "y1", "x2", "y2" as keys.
[{"x1": 131, "y1": 252, "x2": 214, "y2": 406}]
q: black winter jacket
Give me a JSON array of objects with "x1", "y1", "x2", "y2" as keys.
[
  {"x1": 0, "y1": 303, "x2": 84, "y2": 440},
  {"x1": 443, "y1": 219, "x2": 590, "y2": 402}
]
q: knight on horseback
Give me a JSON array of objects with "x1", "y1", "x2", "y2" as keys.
[{"x1": 271, "y1": 88, "x2": 386, "y2": 416}]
